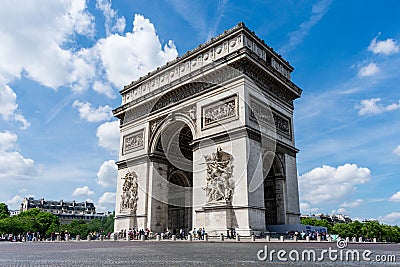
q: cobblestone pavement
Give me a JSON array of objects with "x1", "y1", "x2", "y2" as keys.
[{"x1": 0, "y1": 240, "x2": 399, "y2": 266}]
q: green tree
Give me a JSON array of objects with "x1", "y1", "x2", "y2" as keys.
[{"x1": 0, "y1": 203, "x2": 10, "y2": 219}]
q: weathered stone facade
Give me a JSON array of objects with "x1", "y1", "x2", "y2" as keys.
[{"x1": 113, "y1": 23, "x2": 302, "y2": 236}]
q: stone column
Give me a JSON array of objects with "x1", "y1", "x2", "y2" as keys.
[{"x1": 220, "y1": 233, "x2": 224, "y2": 241}]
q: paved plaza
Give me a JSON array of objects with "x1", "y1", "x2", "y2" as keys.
[{"x1": 0, "y1": 240, "x2": 398, "y2": 266}]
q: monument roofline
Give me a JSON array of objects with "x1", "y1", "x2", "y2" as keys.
[{"x1": 120, "y1": 22, "x2": 294, "y2": 95}]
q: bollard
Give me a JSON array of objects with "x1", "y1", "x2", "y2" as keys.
[
  {"x1": 293, "y1": 235, "x2": 297, "y2": 242},
  {"x1": 204, "y1": 234, "x2": 208, "y2": 242},
  {"x1": 280, "y1": 236, "x2": 284, "y2": 242},
  {"x1": 141, "y1": 235, "x2": 145, "y2": 241},
  {"x1": 236, "y1": 234, "x2": 240, "y2": 242},
  {"x1": 188, "y1": 234, "x2": 192, "y2": 242},
  {"x1": 57, "y1": 235, "x2": 61, "y2": 242},
  {"x1": 113, "y1": 233, "x2": 117, "y2": 241},
  {"x1": 127, "y1": 235, "x2": 131, "y2": 241},
  {"x1": 327, "y1": 236, "x2": 332, "y2": 242},
  {"x1": 220, "y1": 233, "x2": 224, "y2": 241},
  {"x1": 251, "y1": 235, "x2": 255, "y2": 242},
  {"x1": 317, "y1": 236, "x2": 321, "y2": 242},
  {"x1": 346, "y1": 237, "x2": 350, "y2": 243},
  {"x1": 352, "y1": 237, "x2": 356, "y2": 242},
  {"x1": 306, "y1": 236, "x2": 310, "y2": 242},
  {"x1": 87, "y1": 235, "x2": 91, "y2": 241},
  {"x1": 358, "y1": 237, "x2": 363, "y2": 243},
  {"x1": 373, "y1": 237, "x2": 377, "y2": 243},
  {"x1": 156, "y1": 234, "x2": 161, "y2": 241},
  {"x1": 100, "y1": 235, "x2": 104, "y2": 241},
  {"x1": 171, "y1": 235, "x2": 176, "y2": 241},
  {"x1": 266, "y1": 235, "x2": 270, "y2": 242},
  {"x1": 65, "y1": 234, "x2": 70, "y2": 242},
  {"x1": 76, "y1": 235, "x2": 80, "y2": 241}
]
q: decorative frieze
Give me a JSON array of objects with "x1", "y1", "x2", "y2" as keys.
[
  {"x1": 203, "y1": 147, "x2": 234, "y2": 202},
  {"x1": 202, "y1": 95, "x2": 238, "y2": 128},
  {"x1": 249, "y1": 97, "x2": 291, "y2": 138},
  {"x1": 120, "y1": 172, "x2": 139, "y2": 213},
  {"x1": 122, "y1": 130, "x2": 144, "y2": 154},
  {"x1": 119, "y1": 23, "x2": 295, "y2": 106}
]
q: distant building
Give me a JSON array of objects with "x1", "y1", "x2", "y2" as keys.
[
  {"x1": 301, "y1": 213, "x2": 353, "y2": 224},
  {"x1": 20, "y1": 197, "x2": 109, "y2": 224},
  {"x1": 9, "y1": 210, "x2": 20, "y2": 217}
]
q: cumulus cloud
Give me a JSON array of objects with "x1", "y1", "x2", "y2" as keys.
[
  {"x1": 300, "y1": 202, "x2": 319, "y2": 214},
  {"x1": 96, "y1": 160, "x2": 117, "y2": 188},
  {"x1": 356, "y1": 98, "x2": 400, "y2": 116},
  {"x1": 0, "y1": 85, "x2": 30, "y2": 129},
  {"x1": 331, "y1": 207, "x2": 348, "y2": 215},
  {"x1": 72, "y1": 100, "x2": 113, "y2": 122},
  {"x1": 95, "y1": 14, "x2": 178, "y2": 89},
  {"x1": 0, "y1": 1, "x2": 95, "y2": 89},
  {"x1": 0, "y1": 131, "x2": 40, "y2": 180},
  {"x1": 96, "y1": 120, "x2": 120, "y2": 153},
  {"x1": 299, "y1": 163, "x2": 371, "y2": 205},
  {"x1": 6, "y1": 195, "x2": 24, "y2": 210},
  {"x1": 393, "y1": 145, "x2": 400, "y2": 156},
  {"x1": 97, "y1": 192, "x2": 116, "y2": 212},
  {"x1": 357, "y1": 62, "x2": 380, "y2": 77},
  {"x1": 340, "y1": 199, "x2": 363, "y2": 208},
  {"x1": 389, "y1": 191, "x2": 400, "y2": 202},
  {"x1": 98, "y1": 192, "x2": 116, "y2": 205},
  {"x1": 72, "y1": 186, "x2": 95, "y2": 197},
  {"x1": 96, "y1": 0, "x2": 126, "y2": 36},
  {"x1": 379, "y1": 212, "x2": 400, "y2": 225},
  {"x1": 368, "y1": 34, "x2": 400, "y2": 55}
]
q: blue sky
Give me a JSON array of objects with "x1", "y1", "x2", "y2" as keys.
[{"x1": 0, "y1": 0, "x2": 399, "y2": 225}]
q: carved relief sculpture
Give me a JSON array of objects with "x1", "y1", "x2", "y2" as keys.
[
  {"x1": 123, "y1": 131, "x2": 144, "y2": 154},
  {"x1": 203, "y1": 96, "x2": 237, "y2": 127},
  {"x1": 120, "y1": 172, "x2": 139, "y2": 213},
  {"x1": 203, "y1": 147, "x2": 234, "y2": 202}
]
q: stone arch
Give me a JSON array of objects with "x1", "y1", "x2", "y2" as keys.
[
  {"x1": 263, "y1": 152, "x2": 286, "y2": 225},
  {"x1": 149, "y1": 112, "x2": 196, "y2": 155}
]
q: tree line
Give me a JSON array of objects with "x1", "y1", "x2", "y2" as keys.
[
  {"x1": 0, "y1": 203, "x2": 114, "y2": 239},
  {"x1": 301, "y1": 217, "x2": 400, "y2": 242}
]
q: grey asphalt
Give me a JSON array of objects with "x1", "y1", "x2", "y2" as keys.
[{"x1": 0, "y1": 240, "x2": 399, "y2": 266}]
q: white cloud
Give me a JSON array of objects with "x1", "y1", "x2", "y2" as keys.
[
  {"x1": 97, "y1": 192, "x2": 116, "y2": 212},
  {"x1": 96, "y1": 160, "x2": 117, "y2": 188},
  {"x1": 389, "y1": 191, "x2": 400, "y2": 202},
  {"x1": 299, "y1": 163, "x2": 371, "y2": 205},
  {"x1": 72, "y1": 185, "x2": 95, "y2": 197},
  {"x1": 340, "y1": 199, "x2": 363, "y2": 208},
  {"x1": 379, "y1": 212, "x2": 400, "y2": 225},
  {"x1": 6, "y1": 195, "x2": 24, "y2": 210},
  {"x1": 0, "y1": 84, "x2": 30, "y2": 129},
  {"x1": 96, "y1": 0, "x2": 126, "y2": 36},
  {"x1": 93, "y1": 81, "x2": 115, "y2": 99},
  {"x1": 368, "y1": 35, "x2": 400, "y2": 55},
  {"x1": 0, "y1": 1, "x2": 95, "y2": 89},
  {"x1": 300, "y1": 202, "x2": 319, "y2": 214},
  {"x1": 393, "y1": 145, "x2": 400, "y2": 156},
  {"x1": 280, "y1": 0, "x2": 332, "y2": 53},
  {"x1": 0, "y1": 131, "x2": 40, "y2": 180},
  {"x1": 95, "y1": 14, "x2": 178, "y2": 89},
  {"x1": 96, "y1": 120, "x2": 120, "y2": 154},
  {"x1": 331, "y1": 207, "x2": 348, "y2": 215},
  {"x1": 98, "y1": 192, "x2": 116, "y2": 205},
  {"x1": 356, "y1": 98, "x2": 400, "y2": 116},
  {"x1": 72, "y1": 100, "x2": 113, "y2": 122},
  {"x1": 357, "y1": 62, "x2": 380, "y2": 77}
]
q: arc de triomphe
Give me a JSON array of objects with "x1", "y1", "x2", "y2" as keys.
[{"x1": 113, "y1": 23, "x2": 302, "y2": 236}]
